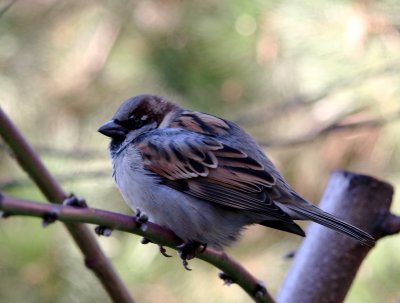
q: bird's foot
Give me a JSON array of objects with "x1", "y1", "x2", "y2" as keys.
[
  {"x1": 141, "y1": 237, "x2": 152, "y2": 244},
  {"x1": 159, "y1": 245, "x2": 172, "y2": 257},
  {"x1": 140, "y1": 237, "x2": 172, "y2": 258},
  {"x1": 176, "y1": 241, "x2": 207, "y2": 271},
  {"x1": 63, "y1": 193, "x2": 88, "y2": 208}
]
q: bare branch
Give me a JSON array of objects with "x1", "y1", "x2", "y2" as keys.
[
  {"x1": 0, "y1": 107, "x2": 134, "y2": 303},
  {"x1": 0, "y1": 0, "x2": 17, "y2": 19},
  {"x1": 236, "y1": 61, "x2": 400, "y2": 126},
  {"x1": 0, "y1": 195, "x2": 275, "y2": 303},
  {"x1": 259, "y1": 110, "x2": 400, "y2": 148}
]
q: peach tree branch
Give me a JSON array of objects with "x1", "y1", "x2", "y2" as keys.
[
  {"x1": 0, "y1": 107, "x2": 134, "y2": 303},
  {"x1": 0, "y1": 194, "x2": 275, "y2": 303}
]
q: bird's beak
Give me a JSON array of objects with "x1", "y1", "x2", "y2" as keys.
[{"x1": 98, "y1": 120, "x2": 127, "y2": 138}]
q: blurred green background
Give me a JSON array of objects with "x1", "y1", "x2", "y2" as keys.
[{"x1": 1, "y1": 0, "x2": 400, "y2": 302}]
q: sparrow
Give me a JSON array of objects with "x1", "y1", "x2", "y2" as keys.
[{"x1": 98, "y1": 94, "x2": 375, "y2": 259}]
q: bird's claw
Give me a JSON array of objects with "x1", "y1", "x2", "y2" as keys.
[
  {"x1": 141, "y1": 237, "x2": 152, "y2": 244},
  {"x1": 181, "y1": 259, "x2": 192, "y2": 271},
  {"x1": 176, "y1": 241, "x2": 207, "y2": 271},
  {"x1": 63, "y1": 193, "x2": 87, "y2": 208},
  {"x1": 140, "y1": 237, "x2": 171, "y2": 257},
  {"x1": 159, "y1": 245, "x2": 172, "y2": 257},
  {"x1": 177, "y1": 241, "x2": 207, "y2": 260},
  {"x1": 136, "y1": 212, "x2": 206, "y2": 267}
]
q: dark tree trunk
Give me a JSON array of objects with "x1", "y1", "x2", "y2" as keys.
[{"x1": 277, "y1": 170, "x2": 396, "y2": 303}]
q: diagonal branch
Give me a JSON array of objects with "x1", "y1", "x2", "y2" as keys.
[
  {"x1": 0, "y1": 107, "x2": 134, "y2": 303},
  {"x1": 0, "y1": 195, "x2": 275, "y2": 303},
  {"x1": 236, "y1": 60, "x2": 400, "y2": 126},
  {"x1": 0, "y1": 0, "x2": 17, "y2": 18},
  {"x1": 259, "y1": 109, "x2": 400, "y2": 148}
]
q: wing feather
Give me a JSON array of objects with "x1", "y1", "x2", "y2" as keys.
[{"x1": 136, "y1": 127, "x2": 291, "y2": 222}]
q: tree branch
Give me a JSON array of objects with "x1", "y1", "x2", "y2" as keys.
[
  {"x1": 236, "y1": 60, "x2": 400, "y2": 126},
  {"x1": 0, "y1": 107, "x2": 134, "y2": 303},
  {"x1": 259, "y1": 109, "x2": 400, "y2": 148},
  {"x1": 0, "y1": 194, "x2": 275, "y2": 303},
  {"x1": 0, "y1": 0, "x2": 17, "y2": 18}
]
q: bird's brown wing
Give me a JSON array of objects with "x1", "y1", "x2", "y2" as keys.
[{"x1": 136, "y1": 128, "x2": 293, "y2": 222}]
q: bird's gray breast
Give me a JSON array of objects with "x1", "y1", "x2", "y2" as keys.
[{"x1": 111, "y1": 145, "x2": 158, "y2": 211}]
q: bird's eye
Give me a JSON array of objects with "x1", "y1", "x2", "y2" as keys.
[{"x1": 126, "y1": 115, "x2": 147, "y2": 129}]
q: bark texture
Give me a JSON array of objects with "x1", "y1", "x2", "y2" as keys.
[{"x1": 277, "y1": 170, "x2": 395, "y2": 303}]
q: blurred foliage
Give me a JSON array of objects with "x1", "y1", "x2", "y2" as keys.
[{"x1": 1, "y1": 0, "x2": 400, "y2": 302}]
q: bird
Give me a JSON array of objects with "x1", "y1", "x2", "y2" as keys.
[{"x1": 98, "y1": 94, "x2": 375, "y2": 264}]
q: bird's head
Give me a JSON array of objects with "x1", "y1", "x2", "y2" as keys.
[{"x1": 98, "y1": 94, "x2": 181, "y2": 142}]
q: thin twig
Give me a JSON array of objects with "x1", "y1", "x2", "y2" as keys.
[
  {"x1": 0, "y1": 0, "x2": 17, "y2": 18},
  {"x1": 0, "y1": 107, "x2": 134, "y2": 303},
  {"x1": 236, "y1": 61, "x2": 400, "y2": 126},
  {"x1": 258, "y1": 110, "x2": 400, "y2": 148},
  {"x1": 1, "y1": 110, "x2": 396, "y2": 166},
  {"x1": 0, "y1": 195, "x2": 275, "y2": 303}
]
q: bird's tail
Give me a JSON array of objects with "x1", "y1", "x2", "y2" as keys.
[{"x1": 285, "y1": 202, "x2": 375, "y2": 247}]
